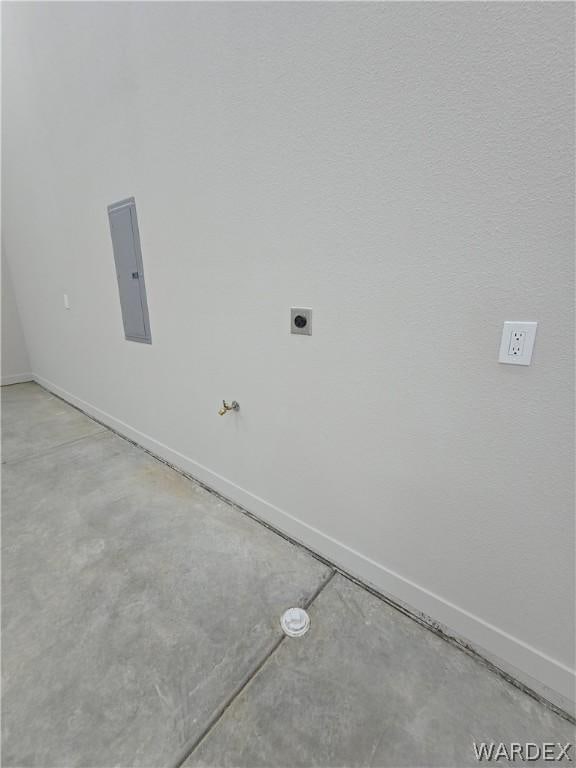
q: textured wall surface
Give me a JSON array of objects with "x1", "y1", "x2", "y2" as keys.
[
  {"x1": 2, "y1": 2, "x2": 574, "y2": 705},
  {"x1": 1, "y1": 254, "x2": 31, "y2": 384}
]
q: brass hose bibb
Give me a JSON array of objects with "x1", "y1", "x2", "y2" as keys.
[{"x1": 218, "y1": 400, "x2": 239, "y2": 416}]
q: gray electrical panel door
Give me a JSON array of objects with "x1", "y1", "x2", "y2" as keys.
[{"x1": 108, "y1": 198, "x2": 151, "y2": 344}]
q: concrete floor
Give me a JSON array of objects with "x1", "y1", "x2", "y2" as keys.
[{"x1": 2, "y1": 383, "x2": 574, "y2": 767}]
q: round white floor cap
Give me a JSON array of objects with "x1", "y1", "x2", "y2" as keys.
[{"x1": 280, "y1": 607, "x2": 310, "y2": 638}]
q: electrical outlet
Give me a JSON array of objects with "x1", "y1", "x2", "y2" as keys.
[
  {"x1": 508, "y1": 330, "x2": 526, "y2": 357},
  {"x1": 63, "y1": 293, "x2": 71, "y2": 310},
  {"x1": 498, "y1": 321, "x2": 537, "y2": 366}
]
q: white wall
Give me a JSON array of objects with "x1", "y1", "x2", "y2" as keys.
[
  {"x1": 1, "y1": 251, "x2": 31, "y2": 385},
  {"x1": 3, "y1": 2, "x2": 574, "y2": 710}
]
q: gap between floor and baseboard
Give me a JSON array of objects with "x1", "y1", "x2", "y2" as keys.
[{"x1": 30, "y1": 374, "x2": 576, "y2": 724}]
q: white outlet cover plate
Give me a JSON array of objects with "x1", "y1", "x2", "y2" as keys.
[{"x1": 498, "y1": 321, "x2": 538, "y2": 366}]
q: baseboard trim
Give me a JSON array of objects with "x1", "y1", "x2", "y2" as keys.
[
  {"x1": 33, "y1": 373, "x2": 576, "y2": 719},
  {"x1": 2, "y1": 372, "x2": 33, "y2": 386}
]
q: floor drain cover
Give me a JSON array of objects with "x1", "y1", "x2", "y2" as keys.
[{"x1": 280, "y1": 607, "x2": 310, "y2": 638}]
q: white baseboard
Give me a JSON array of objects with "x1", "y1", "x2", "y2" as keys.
[
  {"x1": 2, "y1": 372, "x2": 33, "y2": 386},
  {"x1": 33, "y1": 373, "x2": 576, "y2": 717}
]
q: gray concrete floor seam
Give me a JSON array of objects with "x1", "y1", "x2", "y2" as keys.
[
  {"x1": 2, "y1": 384, "x2": 334, "y2": 767},
  {"x1": 1, "y1": 428, "x2": 108, "y2": 467},
  {"x1": 171, "y1": 570, "x2": 337, "y2": 768},
  {"x1": 184, "y1": 573, "x2": 576, "y2": 768}
]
